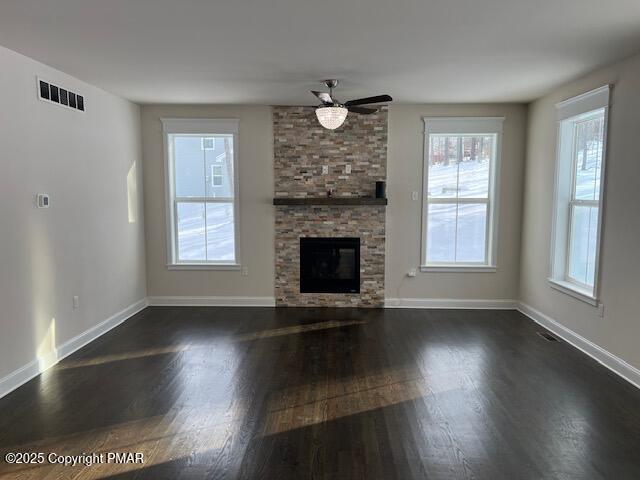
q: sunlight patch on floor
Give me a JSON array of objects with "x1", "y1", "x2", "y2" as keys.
[
  {"x1": 261, "y1": 366, "x2": 428, "y2": 436},
  {"x1": 260, "y1": 354, "x2": 490, "y2": 437},
  {"x1": 57, "y1": 320, "x2": 366, "y2": 369},
  {"x1": 57, "y1": 344, "x2": 193, "y2": 369},
  {"x1": 233, "y1": 319, "x2": 366, "y2": 342},
  {"x1": 0, "y1": 408, "x2": 244, "y2": 479}
]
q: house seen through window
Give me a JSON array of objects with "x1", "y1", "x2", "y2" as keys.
[{"x1": 162, "y1": 119, "x2": 239, "y2": 266}]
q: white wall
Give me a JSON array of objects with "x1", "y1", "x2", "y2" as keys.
[
  {"x1": 0, "y1": 46, "x2": 146, "y2": 384},
  {"x1": 141, "y1": 105, "x2": 274, "y2": 299},
  {"x1": 520, "y1": 52, "x2": 640, "y2": 371},
  {"x1": 386, "y1": 104, "x2": 527, "y2": 302}
]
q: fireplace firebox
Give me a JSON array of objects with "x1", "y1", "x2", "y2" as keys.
[{"x1": 300, "y1": 237, "x2": 360, "y2": 293}]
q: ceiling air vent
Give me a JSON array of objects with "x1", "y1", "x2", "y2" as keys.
[{"x1": 37, "y1": 77, "x2": 85, "y2": 112}]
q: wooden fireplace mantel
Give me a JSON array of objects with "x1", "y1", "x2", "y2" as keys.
[{"x1": 273, "y1": 197, "x2": 387, "y2": 206}]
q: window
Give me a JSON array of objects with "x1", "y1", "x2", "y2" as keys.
[
  {"x1": 550, "y1": 86, "x2": 610, "y2": 304},
  {"x1": 211, "y1": 164, "x2": 223, "y2": 187},
  {"x1": 201, "y1": 137, "x2": 215, "y2": 150},
  {"x1": 421, "y1": 117, "x2": 503, "y2": 271},
  {"x1": 162, "y1": 118, "x2": 240, "y2": 268}
]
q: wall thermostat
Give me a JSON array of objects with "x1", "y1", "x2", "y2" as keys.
[{"x1": 37, "y1": 194, "x2": 50, "y2": 208}]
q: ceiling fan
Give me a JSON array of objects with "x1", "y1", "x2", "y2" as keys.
[{"x1": 311, "y1": 79, "x2": 392, "y2": 130}]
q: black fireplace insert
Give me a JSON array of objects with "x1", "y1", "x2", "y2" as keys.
[{"x1": 300, "y1": 237, "x2": 360, "y2": 293}]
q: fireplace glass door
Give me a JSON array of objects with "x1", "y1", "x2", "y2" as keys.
[{"x1": 300, "y1": 237, "x2": 360, "y2": 293}]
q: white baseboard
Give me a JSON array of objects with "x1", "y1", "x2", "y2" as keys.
[
  {"x1": 0, "y1": 298, "x2": 148, "y2": 400},
  {"x1": 518, "y1": 302, "x2": 640, "y2": 390},
  {"x1": 147, "y1": 296, "x2": 276, "y2": 307},
  {"x1": 385, "y1": 298, "x2": 518, "y2": 309}
]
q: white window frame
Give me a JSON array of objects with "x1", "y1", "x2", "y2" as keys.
[
  {"x1": 161, "y1": 118, "x2": 241, "y2": 270},
  {"x1": 548, "y1": 85, "x2": 610, "y2": 305},
  {"x1": 421, "y1": 117, "x2": 503, "y2": 272}
]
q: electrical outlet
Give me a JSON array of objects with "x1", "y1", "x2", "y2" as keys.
[
  {"x1": 241, "y1": 266, "x2": 249, "y2": 276},
  {"x1": 411, "y1": 191, "x2": 419, "y2": 201},
  {"x1": 407, "y1": 268, "x2": 417, "y2": 277},
  {"x1": 322, "y1": 165, "x2": 329, "y2": 175},
  {"x1": 73, "y1": 296, "x2": 79, "y2": 309},
  {"x1": 345, "y1": 164, "x2": 352, "y2": 174}
]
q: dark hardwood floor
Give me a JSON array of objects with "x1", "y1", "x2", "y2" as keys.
[{"x1": 1, "y1": 307, "x2": 640, "y2": 479}]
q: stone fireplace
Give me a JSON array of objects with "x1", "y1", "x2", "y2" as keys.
[{"x1": 273, "y1": 106, "x2": 387, "y2": 307}]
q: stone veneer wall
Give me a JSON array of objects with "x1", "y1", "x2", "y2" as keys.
[
  {"x1": 273, "y1": 106, "x2": 387, "y2": 307},
  {"x1": 273, "y1": 106, "x2": 387, "y2": 198}
]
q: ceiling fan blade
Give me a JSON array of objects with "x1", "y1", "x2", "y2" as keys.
[
  {"x1": 348, "y1": 106, "x2": 377, "y2": 114},
  {"x1": 344, "y1": 94, "x2": 392, "y2": 107},
  {"x1": 311, "y1": 90, "x2": 334, "y2": 105}
]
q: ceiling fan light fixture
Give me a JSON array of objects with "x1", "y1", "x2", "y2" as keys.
[{"x1": 315, "y1": 105, "x2": 348, "y2": 130}]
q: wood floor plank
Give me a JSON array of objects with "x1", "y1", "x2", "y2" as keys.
[{"x1": 1, "y1": 306, "x2": 640, "y2": 479}]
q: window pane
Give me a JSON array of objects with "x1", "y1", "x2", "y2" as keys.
[
  {"x1": 428, "y1": 135, "x2": 493, "y2": 199},
  {"x1": 428, "y1": 136, "x2": 458, "y2": 198},
  {"x1": 206, "y1": 203, "x2": 235, "y2": 261},
  {"x1": 574, "y1": 114, "x2": 604, "y2": 201},
  {"x1": 177, "y1": 202, "x2": 206, "y2": 261},
  {"x1": 458, "y1": 136, "x2": 492, "y2": 198},
  {"x1": 205, "y1": 136, "x2": 234, "y2": 198},
  {"x1": 427, "y1": 203, "x2": 456, "y2": 262},
  {"x1": 426, "y1": 131, "x2": 495, "y2": 266},
  {"x1": 174, "y1": 136, "x2": 205, "y2": 197},
  {"x1": 568, "y1": 205, "x2": 598, "y2": 286},
  {"x1": 456, "y1": 204, "x2": 487, "y2": 263}
]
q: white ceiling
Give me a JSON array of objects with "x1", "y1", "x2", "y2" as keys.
[{"x1": 1, "y1": 0, "x2": 639, "y2": 104}]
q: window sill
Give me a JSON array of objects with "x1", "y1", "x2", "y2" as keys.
[
  {"x1": 547, "y1": 278, "x2": 598, "y2": 306},
  {"x1": 167, "y1": 263, "x2": 241, "y2": 271},
  {"x1": 420, "y1": 265, "x2": 497, "y2": 273}
]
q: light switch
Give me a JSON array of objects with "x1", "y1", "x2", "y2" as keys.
[{"x1": 322, "y1": 165, "x2": 329, "y2": 175}]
